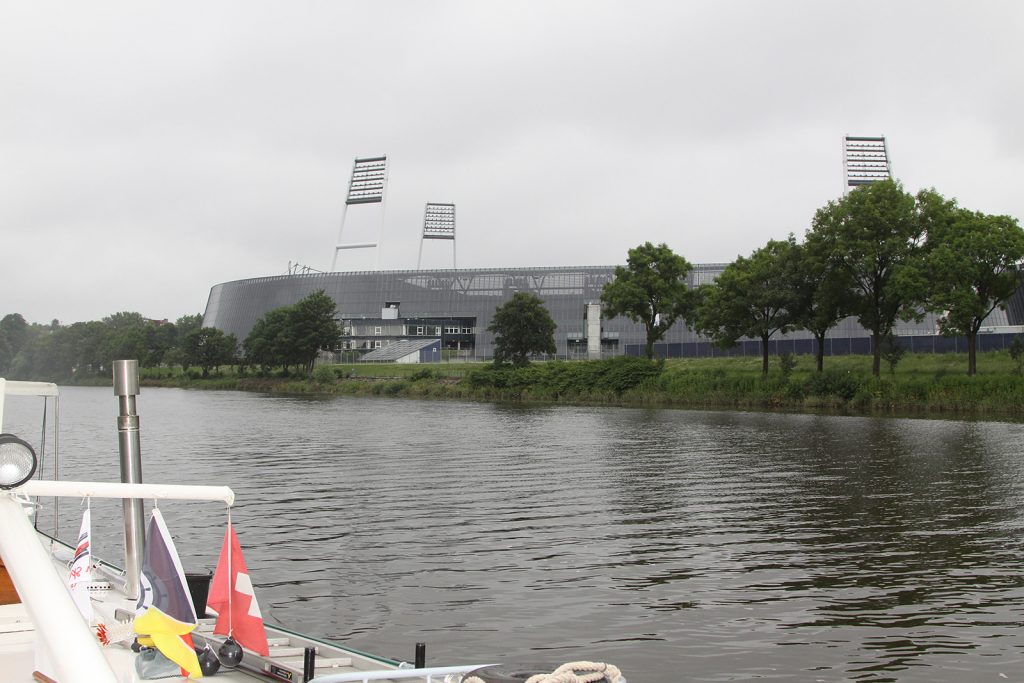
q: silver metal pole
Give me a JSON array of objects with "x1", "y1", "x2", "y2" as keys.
[{"x1": 113, "y1": 359, "x2": 145, "y2": 600}]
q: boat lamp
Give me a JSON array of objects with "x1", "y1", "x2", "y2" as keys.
[{"x1": 0, "y1": 434, "x2": 38, "y2": 489}]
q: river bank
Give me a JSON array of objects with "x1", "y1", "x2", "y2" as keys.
[{"x1": 123, "y1": 352, "x2": 1024, "y2": 421}]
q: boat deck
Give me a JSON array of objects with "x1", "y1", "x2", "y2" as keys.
[
  {"x1": 0, "y1": 378, "x2": 497, "y2": 683},
  {"x1": 0, "y1": 603, "x2": 37, "y2": 683},
  {"x1": 0, "y1": 533, "x2": 410, "y2": 683}
]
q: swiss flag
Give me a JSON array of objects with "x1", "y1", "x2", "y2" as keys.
[{"x1": 208, "y1": 524, "x2": 270, "y2": 656}]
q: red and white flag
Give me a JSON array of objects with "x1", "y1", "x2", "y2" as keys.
[{"x1": 208, "y1": 523, "x2": 269, "y2": 656}]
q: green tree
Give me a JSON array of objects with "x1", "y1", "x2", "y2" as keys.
[
  {"x1": 20, "y1": 320, "x2": 107, "y2": 379},
  {"x1": 243, "y1": 307, "x2": 295, "y2": 374},
  {"x1": 927, "y1": 209, "x2": 1024, "y2": 375},
  {"x1": 102, "y1": 311, "x2": 148, "y2": 332},
  {"x1": 163, "y1": 314, "x2": 204, "y2": 369},
  {"x1": 488, "y1": 292, "x2": 557, "y2": 366},
  {"x1": 184, "y1": 327, "x2": 238, "y2": 378},
  {"x1": 14, "y1": 323, "x2": 73, "y2": 379},
  {"x1": 600, "y1": 242, "x2": 694, "y2": 359},
  {"x1": 99, "y1": 313, "x2": 149, "y2": 368},
  {"x1": 289, "y1": 291, "x2": 342, "y2": 375},
  {"x1": 696, "y1": 237, "x2": 801, "y2": 376},
  {"x1": 75, "y1": 321, "x2": 112, "y2": 374},
  {"x1": 175, "y1": 314, "x2": 204, "y2": 341},
  {"x1": 809, "y1": 180, "x2": 927, "y2": 376},
  {"x1": 794, "y1": 235, "x2": 855, "y2": 372},
  {"x1": 241, "y1": 291, "x2": 340, "y2": 375},
  {"x1": 1010, "y1": 336, "x2": 1024, "y2": 375},
  {"x1": 0, "y1": 314, "x2": 29, "y2": 374}
]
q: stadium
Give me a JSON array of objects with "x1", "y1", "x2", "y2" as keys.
[{"x1": 202, "y1": 143, "x2": 1024, "y2": 363}]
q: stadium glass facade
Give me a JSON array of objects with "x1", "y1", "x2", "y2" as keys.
[{"x1": 203, "y1": 265, "x2": 1023, "y2": 361}]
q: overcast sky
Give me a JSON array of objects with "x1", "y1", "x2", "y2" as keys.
[{"x1": 3, "y1": 1, "x2": 1022, "y2": 325}]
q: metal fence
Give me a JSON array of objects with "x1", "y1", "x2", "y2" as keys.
[{"x1": 633, "y1": 332, "x2": 1024, "y2": 359}]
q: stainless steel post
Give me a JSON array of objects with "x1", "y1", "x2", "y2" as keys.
[{"x1": 113, "y1": 359, "x2": 145, "y2": 600}]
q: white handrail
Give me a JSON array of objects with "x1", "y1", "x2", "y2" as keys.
[
  {"x1": 310, "y1": 663, "x2": 500, "y2": 683},
  {"x1": 0, "y1": 494, "x2": 118, "y2": 683},
  {"x1": 0, "y1": 378, "x2": 59, "y2": 432},
  {"x1": 1, "y1": 379, "x2": 59, "y2": 397},
  {"x1": 18, "y1": 480, "x2": 235, "y2": 506}
]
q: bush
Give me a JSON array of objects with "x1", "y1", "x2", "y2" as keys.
[
  {"x1": 779, "y1": 353, "x2": 796, "y2": 378},
  {"x1": 313, "y1": 364, "x2": 336, "y2": 384},
  {"x1": 600, "y1": 356, "x2": 663, "y2": 393},
  {"x1": 880, "y1": 335, "x2": 905, "y2": 374},
  {"x1": 465, "y1": 365, "x2": 515, "y2": 389},
  {"x1": 383, "y1": 380, "x2": 408, "y2": 395},
  {"x1": 463, "y1": 356, "x2": 663, "y2": 396},
  {"x1": 802, "y1": 370, "x2": 861, "y2": 401},
  {"x1": 409, "y1": 368, "x2": 436, "y2": 382},
  {"x1": 1010, "y1": 336, "x2": 1024, "y2": 375}
]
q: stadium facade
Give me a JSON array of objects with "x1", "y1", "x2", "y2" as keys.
[
  {"x1": 201, "y1": 264, "x2": 1024, "y2": 362},
  {"x1": 204, "y1": 265, "x2": 721, "y2": 361}
]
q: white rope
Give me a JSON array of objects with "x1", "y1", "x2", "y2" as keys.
[{"x1": 464, "y1": 661, "x2": 623, "y2": 683}]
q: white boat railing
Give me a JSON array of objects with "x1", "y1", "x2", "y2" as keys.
[
  {"x1": 309, "y1": 663, "x2": 499, "y2": 683},
  {"x1": 0, "y1": 480, "x2": 237, "y2": 683},
  {"x1": 0, "y1": 493, "x2": 119, "y2": 683},
  {"x1": 0, "y1": 377, "x2": 58, "y2": 431},
  {"x1": 1, "y1": 376, "x2": 504, "y2": 683},
  {"x1": 18, "y1": 479, "x2": 235, "y2": 506}
]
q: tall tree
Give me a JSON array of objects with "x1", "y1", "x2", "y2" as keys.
[
  {"x1": 794, "y1": 235, "x2": 855, "y2": 372},
  {"x1": 175, "y1": 314, "x2": 204, "y2": 343},
  {"x1": 290, "y1": 290, "x2": 343, "y2": 375},
  {"x1": 184, "y1": 327, "x2": 238, "y2": 378},
  {"x1": 927, "y1": 208, "x2": 1024, "y2": 375},
  {"x1": 0, "y1": 313, "x2": 29, "y2": 374},
  {"x1": 696, "y1": 237, "x2": 801, "y2": 376},
  {"x1": 600, "y1": 242, "x2": 694, "y2": 359},
  {"x1": 809, "y1": 180, "x2": 927, "y2": 376},
  {"x1": 243, "y1": 307, "x2": 296, "y2": 374},
  {"x1": 241, "y1": 291, "x2": 340, "y2": 375},
  {"x1": 67, "y1": 321, "x2": 109, "y2": 375},
  {"x1": 487, "y1": 292, "x2": 557, "y2": 366}
]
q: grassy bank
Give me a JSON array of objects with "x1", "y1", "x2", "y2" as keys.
[{"x1": 130, "y1": 351, "x2": 1024, "y2": 420}]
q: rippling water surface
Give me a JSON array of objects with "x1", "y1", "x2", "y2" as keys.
[{"x1": 7, "y1": 386, "x2": 1024, "y2": 682}]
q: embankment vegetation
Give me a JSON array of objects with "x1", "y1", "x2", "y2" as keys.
[{"x1": 135, "y1": 351, "x2": 1024, "y2": 420}]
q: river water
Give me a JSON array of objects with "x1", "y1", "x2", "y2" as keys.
[{"x1": 6, "y1": 386, "x2": 1024, "y2": 682}]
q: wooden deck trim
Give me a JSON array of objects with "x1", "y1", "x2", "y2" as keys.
[{"x1": 0, "y1": 557, "x2": 21, "y2": 605}]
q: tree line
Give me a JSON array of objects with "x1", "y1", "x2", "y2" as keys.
[
  {"x1": 488, "y1": 180, "x2": 1023, "y2": 377},
  {"x1": 0, "y1": 311, "x2": 208, "y2": 380},
  {"x1": 1, "y1": 291, "x2": 342, "y2": 381},
  {"x1": 600, "y1": 180, "x2": 1024, "y2": 377}
]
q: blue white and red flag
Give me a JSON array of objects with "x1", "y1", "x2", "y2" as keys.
[{"x1": 135, "y1": 508, "x2": 203, "y2": 678}]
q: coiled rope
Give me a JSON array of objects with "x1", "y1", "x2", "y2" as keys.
[{"x1": 464, "y1": 661, "x2": 624, "y2": 683}]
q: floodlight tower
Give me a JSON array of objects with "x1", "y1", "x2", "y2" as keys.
[
  {"x1": 842, "y1": 135, "x2": 892, "y2": 194},
  {"x1": 332, "y1": 155, "x2": 389, "y2": 271},
  {"x1": 416, "y1": 202, "x2": 456, "y2": 270}
]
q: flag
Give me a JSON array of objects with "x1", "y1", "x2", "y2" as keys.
[
  {"x1": 67, "y1": 507, "x2": 93, "y2": 622},
  {"x1": 135, "y1": 508, "x2": 203, "y2": 678},
  {"x1": 208, "y1": 523, "x2": 269, "y2": 656}
]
